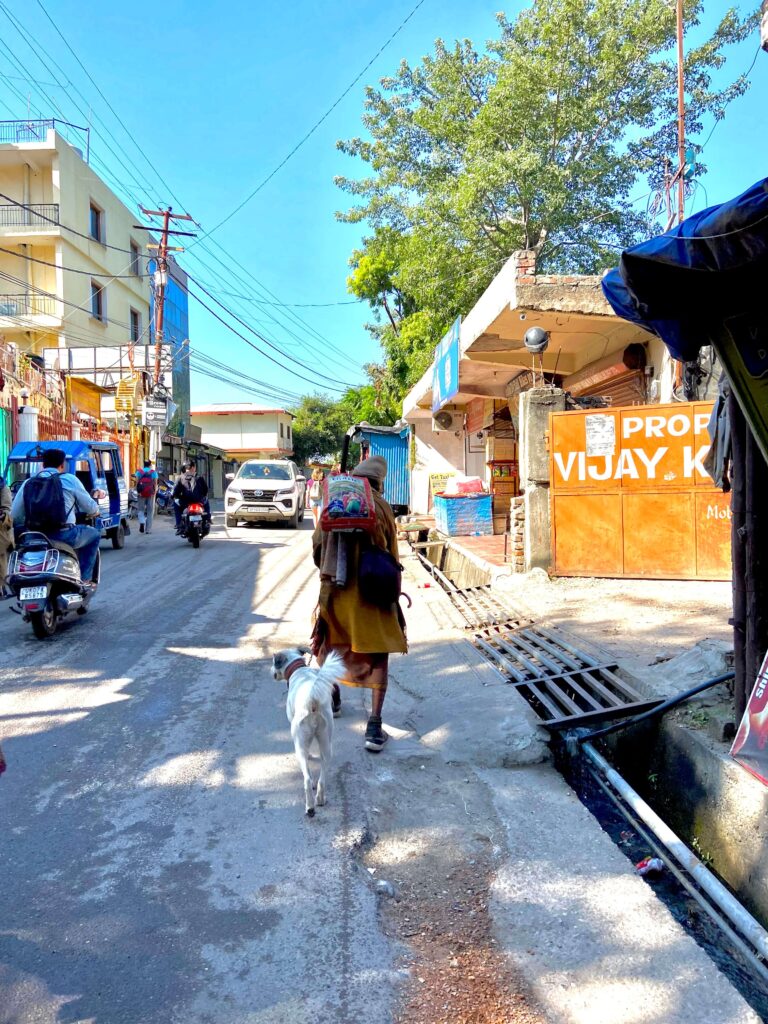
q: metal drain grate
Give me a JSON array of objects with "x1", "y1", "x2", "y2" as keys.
[
  {"x1": 473, "y1": 623, "x2": 661, "y2": 729},
  {"x1": 447, "y1": 584, "x2": 531, "y2": 631}
]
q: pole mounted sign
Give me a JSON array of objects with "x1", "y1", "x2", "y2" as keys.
[
  {"x1": 143, "y1": 396, "x2": 168, "y2": 428},
  {"x1": 432, "y1": 318, "x2": 461, "y2": 413}
]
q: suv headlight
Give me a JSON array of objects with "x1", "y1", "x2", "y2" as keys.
[
  {"x1": 227, "y1": 484, "x2": 242, "y2": 495},
  {"x1": 275, "y1": 488, "x2": 295, "y2": 497}
]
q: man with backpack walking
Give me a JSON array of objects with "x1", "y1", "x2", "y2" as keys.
[
  {"x1": 134, "y1": 459, "x2": 158, "y2": 535},
  {"x1": 11, "y1": 448, "x2": 105, "y2": 585}
]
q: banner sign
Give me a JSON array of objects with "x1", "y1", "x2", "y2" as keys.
[
  {"x1": 143, "y1": 397, "x2": 168, "y2": 428},
  {"x1": 429, "y1": 471, "x2": 455, "y2": 501},
  {"x1": 432, "y1": 318, "x2": 460, "y2": 413},
  {"x1": 731, "y1": 650, "x2": 768, "y2": 785},
  {"x1": 552, "y1": 404, "x2": 715, "y2": 487}
]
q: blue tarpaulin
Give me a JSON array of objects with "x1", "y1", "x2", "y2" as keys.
[{"x1": 602, "y1": 176, "x2": 768, "y2": 463}]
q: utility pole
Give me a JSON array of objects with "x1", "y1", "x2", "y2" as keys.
[
  {"x1": 133, "y1": 206, "x2": 196, "y2": 464},
  {"x1": 134, "y1": 206, "x2": 196, "y2": 388},
  {"x1": 676, "y1": 0, "x2": 686, "y2": 224}
]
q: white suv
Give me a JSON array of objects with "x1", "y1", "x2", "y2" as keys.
[{"x1": 225, "y1": 460, "x2": 306, "y2": 529}]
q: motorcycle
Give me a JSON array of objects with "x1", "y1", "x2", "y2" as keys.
[
  {"x1": 127, "y1": 486, "x2": 139, "y2": 520},
  {"x1": 7, "y1": 531, "x2": 99, "y2": 638},
  {"x1": 180, "y1": 502, "x2": 210, "y2": 549},
  {"x1": 155, "y1": 478, "x2": 175, "y2": 515}
]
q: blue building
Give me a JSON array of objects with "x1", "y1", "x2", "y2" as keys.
[{"x1": 148, "y1": 256, "x2": 190, "y2": 436}]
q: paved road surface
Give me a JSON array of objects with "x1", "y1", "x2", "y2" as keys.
[{"x1": 0, "y1": 511, "x2": 397, "y2": 1024}]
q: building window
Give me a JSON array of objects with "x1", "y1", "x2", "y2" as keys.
[
  {"x1": 89, "y1": 202, "x2": 103, "y2": 242},
  {"x1": 287, "y1": 424, "x2": 291, "y2": 440},
  {"x1": 130, "y1": 308, "x2": 140, "y2": 342},
  {"x1": 280, "y1": 422, "x2": 284, "y2": 438},
  {"x1": 90, "y1": 281, "x2": 105, "y2": 321},
  {"x1": 130, "y1": 241, "x2": 141, "y2": 276}
]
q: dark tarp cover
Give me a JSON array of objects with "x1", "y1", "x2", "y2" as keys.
[{"x1": 602, "y1": 176, "x2": 768, "y2": 463}]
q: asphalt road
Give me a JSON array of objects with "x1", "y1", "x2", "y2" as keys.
[{"x1": 0, "y1": 509, "x2": 397, "y2": 1024}]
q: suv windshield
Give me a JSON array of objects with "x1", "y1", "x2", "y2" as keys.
[{"x1": 238, "y1": 464, "x2": 291, "y2": 481}]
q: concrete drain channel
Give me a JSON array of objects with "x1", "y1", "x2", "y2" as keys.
[{"x1": 415, "y1": 548, "x2": 768, "y2": 1014}]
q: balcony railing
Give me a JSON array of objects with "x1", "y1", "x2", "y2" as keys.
[
  {"x1": 0, "y1": 202, "x2": 59, "y2": 228},
  {"x1": 0, "y1": 292, "x2": 58, "y2": 318}
]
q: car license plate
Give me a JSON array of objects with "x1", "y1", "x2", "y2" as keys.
[
  {"x1": 20, "y1": 586, "x2": 47, "y2": 600},
  {"x1": 244, "y1": 505, "x2": 266, "y2": 511},
  {"x1": 189, "y1": 515, "x2": 202, "y2": 522}
]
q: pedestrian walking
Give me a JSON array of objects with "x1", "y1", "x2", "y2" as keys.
[
  {"x1": 308, "y1": 467, "x2": 324, "y2": 527},
  {"x1": 134, "y1": 459, "x2": 158, "y2": 535},
  {"x1": 0, "y1": 472, "x2": 13, "y2": 597},
  {"x1": 311, "y1": 456, "x2": 407, "y2": 752}
]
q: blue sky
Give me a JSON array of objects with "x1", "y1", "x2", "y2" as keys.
[{"x1": 0, "y1": 0, "x2": 765, "y2": 409}]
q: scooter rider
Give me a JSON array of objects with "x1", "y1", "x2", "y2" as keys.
[
  {"x1": 173, "y1": 460, "x2": 209, "y2": 534},
  {"x1": 11, "y1": 448, "x2": 106, "y2": 586}
]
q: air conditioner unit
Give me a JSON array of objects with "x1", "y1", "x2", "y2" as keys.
[{"x1": 432, "y1": 410, "x2": 454, "y2": 431}]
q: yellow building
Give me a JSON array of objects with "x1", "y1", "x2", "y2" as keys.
[{"x1": 0, "y1": 120, "x2": 151, "y2": 358}]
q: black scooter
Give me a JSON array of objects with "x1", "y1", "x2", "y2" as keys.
[{"x1": 8, "y1": 531, "x2": 99, "y2": 638}]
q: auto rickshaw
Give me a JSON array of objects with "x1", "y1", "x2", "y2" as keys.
[{"x1": 5, "y1": 440, "x2": 131, "y2": 548}]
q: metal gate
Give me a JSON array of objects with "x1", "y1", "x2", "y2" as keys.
[{"x1": 550, "y1": 401, "x2": 731, "y2": 580}]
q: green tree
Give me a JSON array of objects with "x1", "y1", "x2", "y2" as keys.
[
  {"x1": 336, "y1": 0, "x2": 755, "y2": 403},
  {"x1": 291, "y1": 395, "x2": 348, "y2": 465}
]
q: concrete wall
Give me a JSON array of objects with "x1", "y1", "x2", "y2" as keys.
[
  {"x1": 519, "y1": 387, "x2": 566, "y2": 571},
  {"x1": 409, "y1": 411, "x2": 465, "y2": 514}
]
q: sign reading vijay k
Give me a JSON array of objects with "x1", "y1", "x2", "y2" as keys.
[
  {"x1": 552, "y1": 404, "x2": 720, "y2": 490},
  {"x1": 432, "y1": 317, "x2": 461, "y2": 413}
]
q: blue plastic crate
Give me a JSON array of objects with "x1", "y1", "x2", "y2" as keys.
[{"x1": 434, "y1": 494, "x2": 493, "y2": 536}]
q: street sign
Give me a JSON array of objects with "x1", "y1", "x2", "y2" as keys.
[
  {"x1": 432, "y1": 317, "x2": 460, "y2": 413},
  {"x1": 143, "y1": 397, "x2": 168, "y2": 427}
]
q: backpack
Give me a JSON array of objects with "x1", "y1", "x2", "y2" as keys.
[
  {"x1": 23, "y1": 472, "x2": 68, "y2": 532},
  {"x1": 320, "y1": 474, "x2": 376, "y2": 533},
  {"x1": 137, "y1": 472, "x2": 156, "y2": 499},
  {"x1": 359, "y1": 542, "x2": 403, "y2": 608}
]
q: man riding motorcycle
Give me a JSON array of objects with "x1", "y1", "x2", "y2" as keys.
[
  {"x1": 172, "y1": 460, "x2": 210, "y2": 535},
  {"x1": 11, "y1": 447, "x2": 105, "y2": 586}
]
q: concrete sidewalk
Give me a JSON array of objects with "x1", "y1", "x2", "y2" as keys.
[{"x1": 376, "y1": 548, "x2": 760, "y2": 1023}]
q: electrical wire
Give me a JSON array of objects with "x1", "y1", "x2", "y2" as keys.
[
  {"x1": 191, "y1": 0, "x2": 430, "y2": 244},
  {"x1": 0, "y1": 192, "x2": 359, "y2": 389},
  {"x1": 186, "y1": 284, "x2": 346, "y2": 393},
  {"x1": 0, "y1": 244, "x2": 146, "y2": 279},
  {"x1": 185, "y1": 272, "x2": 357, "y2": 388}
]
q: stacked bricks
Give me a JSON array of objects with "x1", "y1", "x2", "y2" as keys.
[{"x1": 508, "y1": 495, "x2": 525, "y2": 571}]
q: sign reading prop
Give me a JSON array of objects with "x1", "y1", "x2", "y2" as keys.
[{"x1": 550, "y1": 402, "x2": 731, "y2": 580}]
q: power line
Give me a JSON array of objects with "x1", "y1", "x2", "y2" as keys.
[
  {"x1": 0, "y1": 244, "x2": 145, "y2": 278},
  {"x1": 192, "y1": 0, "x2": 430, "y2": 243},
  {"x1": 185, "y1": 272, "x2": 356, "y2": 388},
  {"x1": 186, "y1": 284, "x2": 346, "y2": 394},
  {"x1": 33, "y1": 0, "x2": 179, "y2": 204}
]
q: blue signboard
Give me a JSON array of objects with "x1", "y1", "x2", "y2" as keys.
[{"x1": 432, "y1": 317, "x2": 460, "y2": 413}]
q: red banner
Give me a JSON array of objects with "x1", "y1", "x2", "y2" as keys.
[{"x1": 730, "y1": 650, "x2": 768, "y2": 785}]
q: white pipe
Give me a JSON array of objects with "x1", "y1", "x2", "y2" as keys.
[{"x1": 582, "y1": 741, "x2": 768, "y2": 962}]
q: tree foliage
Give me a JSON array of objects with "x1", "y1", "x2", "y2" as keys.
[
  {"x1": 335, "y1": 0, "x2": 755, "y2": 409},
  {"x1": 290, "y1": 394, "x2": 349, "y2": 465}
]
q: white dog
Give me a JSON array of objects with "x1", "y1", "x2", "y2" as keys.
[{"x1": 271, "y1": 647, "x2": 345, "y2": 817}]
